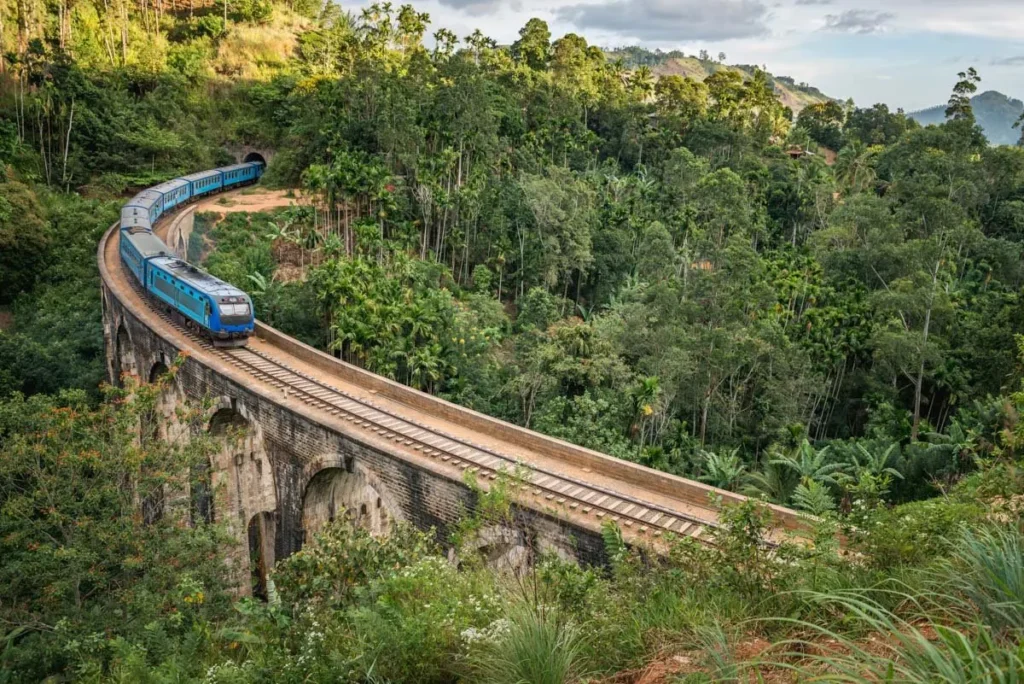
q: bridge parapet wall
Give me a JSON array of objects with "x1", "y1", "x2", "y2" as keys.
[{"x1": 254, "y1": 322, "x2": 806, "y2": 535}]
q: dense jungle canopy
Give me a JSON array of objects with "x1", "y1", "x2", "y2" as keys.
[{"x1": 3, "y1": 0, "x2": 1024, "y2": 681}]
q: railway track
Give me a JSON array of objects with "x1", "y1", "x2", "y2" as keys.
[{"x1": 147, "y1": 299, "x2": 729, "y2": 545}]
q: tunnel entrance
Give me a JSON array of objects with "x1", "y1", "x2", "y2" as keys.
[{"x1": 243, "y1": 152, "x2": 267, "y2": 167}]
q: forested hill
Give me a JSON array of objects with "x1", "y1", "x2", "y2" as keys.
[
  {"x1": 5, "y1": 2, "x2": 1024, "y2": 680},
  {"x1": 608, "y1": 46, "x2": 833, "y2": 113},
  {"x1": 911, "y1": 90, "x2": 1024, "y2": 145}
]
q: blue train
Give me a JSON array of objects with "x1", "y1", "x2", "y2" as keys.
[{"x1": 118, "y1": 160, "x2": 264, "y2": 347}]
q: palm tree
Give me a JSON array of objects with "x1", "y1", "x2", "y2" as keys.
[
  {"x1": 848, "y1": 442, "x2": 903, "y2": 481},
  {"x1": 409, "y1": 343, "x2": 444, "y2": 392},
  {"x1": 742, "y1": 461, "x2": 799, "y2": 505},
  {"x1": 629, "y1": 376, "x2": 661, "y2": 452},
  {"x1": 834, "y1": 141, "x2": 876, "y2": 195},
  {"x1": 322, "y1": 233, "x2": 345, "y2": 260},
  {"x1": 301, "y1": 224, "x2": 325, "y2": 266},
  {"x1": 698, "y1": 448, "x2": 746, "y2": 491},
  {"x1": 246, "y1": 271, "x2": 281, "y2": 325},
  {"x1": 264, "y1": 220, "x2": 296, "y2": 260},
  {"x1": 787, "y1": 126, "x2": 812, "y2": 151},
  {"x1": 264, "y1": 220, "x2": 293, "y2": 243},
  {"x1": 923, "y1": 420, "x2": 978, "y2": 477},
  {"x1": 770, "y1": 439, "x2": 847, "y2": 486},
  {"x1": 628, "y1": 65, "x2": 655, "y2": 100}
]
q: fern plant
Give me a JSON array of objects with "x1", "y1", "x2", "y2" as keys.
[
  {"x1": 601, "y1": 519, "x2": 627, "y2": 567},
  {"x1": 792, "y1": 479, "x2": 837, "y2": 517}
]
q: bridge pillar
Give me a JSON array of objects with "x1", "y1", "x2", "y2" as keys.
[{"x1": 201, "y1": 398, "x2": 279, "y2": 593}]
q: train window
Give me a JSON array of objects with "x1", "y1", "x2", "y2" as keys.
[{"x1": 220, "y1": 303, "x2": 250, "y2": 317}]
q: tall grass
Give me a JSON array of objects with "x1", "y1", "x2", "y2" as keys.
[
  {"x1": 944, "y1": 526, "x2": 1024, "y2": 635},
  {"x1": 468, "y1": 603, "x2": 587, "y2": 684},
  {"x1": 750, "y1": 590, "x2": 1024, "y2": 682}
]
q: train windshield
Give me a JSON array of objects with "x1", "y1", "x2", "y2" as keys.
[{"x1": 220, "y1": 303, "x2": 250, "y2": 317}]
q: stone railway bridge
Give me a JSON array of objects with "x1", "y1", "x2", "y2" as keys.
[{"x1": 99, "y1": 189, "x2": 807, "y2": 595}]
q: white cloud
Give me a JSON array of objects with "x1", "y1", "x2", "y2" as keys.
[
  {"x1": 555, "y1": 0, "x2": 770, "y2": 42},
  {"x1": 353, "y1": 0, "x2": 1024, "y2": 108},
  {"x1": 821, "y1": 9, "x2": 894, "y2": 34}
]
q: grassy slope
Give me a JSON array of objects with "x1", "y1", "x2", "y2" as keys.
[
  {"x1": 212, "y1": 9, "x2": 312, "y2": 79},
  {"x1": 611, "y1": 53, "x2": 833, "y2": 114}
]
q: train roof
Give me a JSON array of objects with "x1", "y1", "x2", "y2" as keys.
[
  {"x1": 150, "y1": 178, "x2": 189, "y2": 194},
  {"x1": 180, "y1": 170, "x2": 221, "y2": 182},
  {"x1": 149, "y1": 256, "x2": 247, "y2": 298},
  {"x1": 125, "y1": 190, "x2": 162, "y2": 209},
  {"x1": 218, "y1": 163, "x2": 258, "y2": 173},
  {"x1": 123, "y1": 231, "x2": 171, "y2": 259}
]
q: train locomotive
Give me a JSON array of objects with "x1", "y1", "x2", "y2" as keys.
[{"x1": 118, "y1": 160, "x2": 264, "y2": 347}]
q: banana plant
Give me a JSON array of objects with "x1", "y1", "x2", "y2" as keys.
[{"x1": 698, "y1": 448, "x2": 746, "y2": 491}]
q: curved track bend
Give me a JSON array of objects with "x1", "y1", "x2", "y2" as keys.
[{"x1": 100, "y1": 193, "x2": 808, "y2": 548}]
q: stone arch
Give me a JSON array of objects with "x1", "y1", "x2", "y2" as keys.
[
  {"x1": 148, "y1": 360, "x2": 169, "y2": 383},
  {"x1": 113, "y1": 323, "x2": 137, "y2": 385},
  {"x1": 457, "y1": 524, "x2": 531, "y2": 576},
  {"x1": 243, "y1": 151, "x2": 267, "y2": 166},
  {"x1": 302, "y1": 463, "x2": 397, "y2": 543},
  {"x1": 247, "y1": 511, "x2": 276, "y2": 600}
]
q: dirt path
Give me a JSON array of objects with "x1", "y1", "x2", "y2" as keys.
[{"x1": 196, "y1": 188, "x2": 301, "y2": 215}]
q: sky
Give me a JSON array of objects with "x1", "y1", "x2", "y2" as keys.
[{"x1": 349, "y1": 0, "x2": 1024, "y2": 111}]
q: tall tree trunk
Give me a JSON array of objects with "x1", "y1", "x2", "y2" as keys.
[
  {"x1": 62, "y1": 98, "x2": 74, "y2": 190},
  {"x1": 911, "y1": 256, "x2": 941, "y2": 441},
  {"x1": 120, "y1": 0, "x2": 128, "y2": 64}
]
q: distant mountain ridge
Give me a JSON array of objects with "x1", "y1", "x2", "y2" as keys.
[
  {"x1": 910, "y1": 91, "x2": 1023, "y2": 146},
  {"x1": 606, "y1": 46, "x2": 833, "y2": 114}
]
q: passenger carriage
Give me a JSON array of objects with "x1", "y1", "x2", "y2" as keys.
[
  {"x1": 117, "y1": 160, "x2": 264, "y2": 347},
  {"x1": 119, "y1": 230, "x2": 170, "y2": 284},
  {"x1": 121, "y1": 190, "x2": 163, "y2": 232},
  {"x1": 181, "y1": 169, "x2": 224, "y2": 198},
  {"x1": 219, "y1": 163, "x2": 262, "y2": 188},
  {"x1": 150, "y1": 178, "x2": 192, "y2": 214}
]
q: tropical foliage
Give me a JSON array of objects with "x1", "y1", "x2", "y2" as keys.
[{"x1": 2, "y1": 0, "x2": 1024, "y2": 681}]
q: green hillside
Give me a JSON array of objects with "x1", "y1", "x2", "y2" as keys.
[
  {"x1": 4, "y1": 6, "x2": 1024, "y2": 683},
  {"x1": 608, "y1": 46, "x2": 833, "y2": 113},
  {"x1": 910, "y1": 90, "x2": 1024, "y2": 145}
]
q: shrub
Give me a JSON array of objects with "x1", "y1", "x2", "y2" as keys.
[{"x1": 854, "y1": 497, "x2": 987, "y2": 570}]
